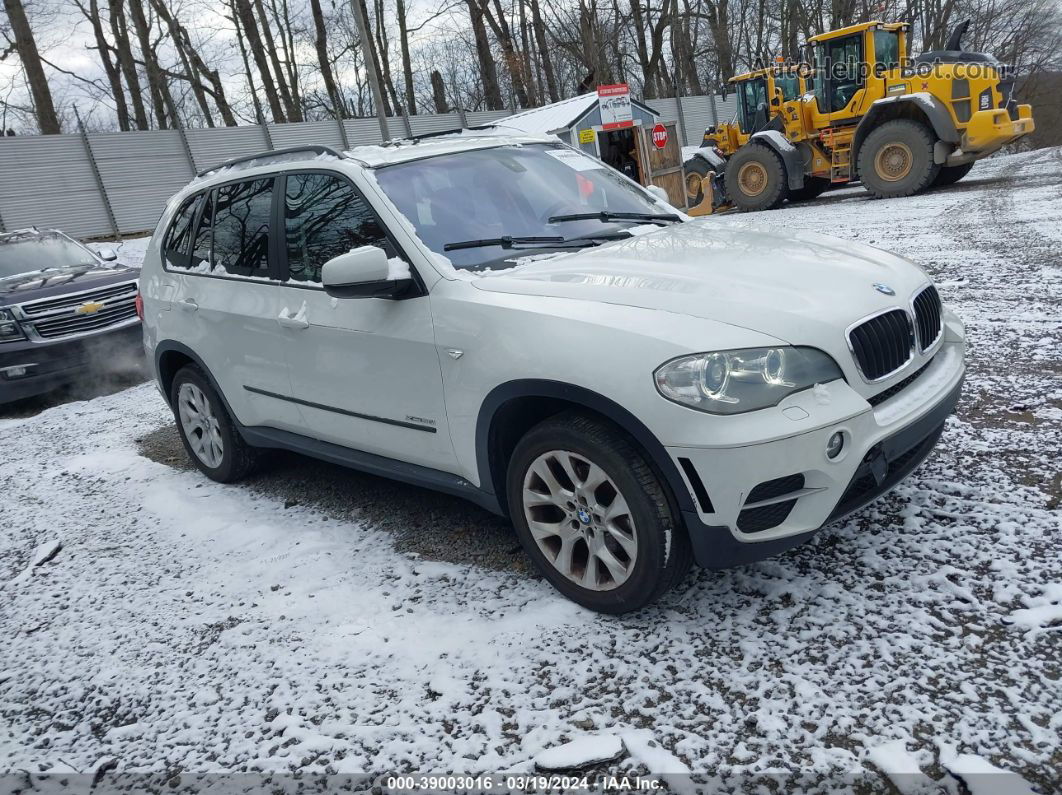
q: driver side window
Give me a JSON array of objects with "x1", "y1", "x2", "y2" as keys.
[{"x1": 825, "y1": 35, "x2": 864, "y2": 112}]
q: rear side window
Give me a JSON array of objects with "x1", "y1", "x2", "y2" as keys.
[
  {"x1": 163, "y1": 194, "x2": 203, "y2": 270},
  {"x1": 284, "y1": 172, "x2": 393, "y2": 283},
  {"x1": 211, "y1": 178, "x2": 274, "y2": 276}
]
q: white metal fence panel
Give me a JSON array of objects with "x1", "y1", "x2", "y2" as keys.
[
  {"x1": 408, "y1": 113, "x2": 462, "y2": 136},
  {"x1": 681, "y1": 96, "x2": 714, "y2": 146},
  {"x1": 268, "y1": 119, "x2": 346, "y2": 150},
  {"x1": 466, "y1": 110, "x2": 512, "y2": 126},
  {"x1": 186, "y1": 125, "x2": 270, "y2": 172},
  {"x1": 89, "y1": 130, "x2": 192, "y2": 235},
  {"x1": 343, "y1": 118, "x2": 387, "y2": 147},
  {"x1": 715, "y1": 93, "x2": 739, "y2": 123},
  {"x1": 0, "y1": 135, "x2": 114, "y2": 239}
]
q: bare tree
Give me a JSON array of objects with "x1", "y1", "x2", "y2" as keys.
[{"x1": 2, "y1": 0, "x2": 60, "y2": 132}]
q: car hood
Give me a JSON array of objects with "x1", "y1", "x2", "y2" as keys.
[
  {"x1": 470, "y1": 219, "x2": 930, "y2": 345},
  {"x1": 0, "y1": 263, "x2": 136, "y2": 302}
]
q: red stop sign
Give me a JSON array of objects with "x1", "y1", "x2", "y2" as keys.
[{"x1": 651, "y1": 123, "x2": 668, "y2": 149}]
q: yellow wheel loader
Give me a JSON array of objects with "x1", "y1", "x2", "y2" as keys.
[{"x1": 686, "y1": 20, "x2": 1035, "y2": 214}]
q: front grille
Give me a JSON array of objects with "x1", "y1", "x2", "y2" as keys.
[
  {"x1": 20, "y1": 281, "x2": 139, "y2": 340},
  {"x1": 738, "y1": 499, "x2": 797, "y2": 533},
  {"x1": 867, "y1": 357, "x2": 933, "y2": 407},
  {"x1": 848, "y1": 309, "x2": 914, "y2": 381},
  {"x1": 747, "y1": 473, "x2": 805, "y2": 503},
  {"x1": 31, "y1": 302, "x2": 138, "y2": 339},
  {"x1": 912, "y1": 285, "x2": 942, "y2": 351},
  {"x1": 19, "y1": 282, "x2": 137, "y2": 317}
]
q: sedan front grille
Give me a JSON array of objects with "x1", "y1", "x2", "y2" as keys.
[
  {"x1": 19, "y1": 281, "x2": 139, "y2": 340},
  {"x1": 848, "y1": 309, "x2": 914, "y2": 382},
  {"x1": 912, "y1": 285, "x2": 943, "y2": 352}
]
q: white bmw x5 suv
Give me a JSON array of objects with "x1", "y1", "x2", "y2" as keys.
[{"x1": 140, "y1": 133, "x2": 965, "y2": 613}]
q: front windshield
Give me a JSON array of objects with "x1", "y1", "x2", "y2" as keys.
[
  {"x1": 372, "y1": 143, "x2": 669, "y2": 270},
  {"x1": 0, "y1": 234, "x2": 96, "y2": 279}
]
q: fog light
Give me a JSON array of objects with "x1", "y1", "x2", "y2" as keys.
[
  {"x1": 1, "y1": 365, "x2": 30, "y2": 379},
  {"x1": 826, "y1": 432, "x2": 844, "y2": 460}
]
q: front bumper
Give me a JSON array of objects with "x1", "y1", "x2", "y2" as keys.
[
  {"x1": 0, "y1": 321, "x2": 143, "y2": 404},
  {"x1": 668, "y1": 339, "x2": 965, "y2": 569}
]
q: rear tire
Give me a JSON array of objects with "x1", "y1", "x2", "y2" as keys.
[
  {"x1": 683, "y1": 158, "x2": 712, "y2": 206},
  {"x1": 725, "y1": 144, "x2": 789, "y2": 211},
  {"x1": 933, "y1": 161, "x2": 974, "y2": 187},
  {"x1": 506, "y1": 411, "x2": 692, "y2": 614},
  {"x1": 857, "y1": 119, "x2": 940, "y2": 198},
  {"x1": 788, "y1": 176, "x2": 831, "y2": 202},
  {"x1": 170, "y1": 365, "x2": 258, "y2": 483}
]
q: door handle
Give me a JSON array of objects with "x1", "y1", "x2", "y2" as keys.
[
  {"x1": 177, "y1": 298, "x2": 198, "y2": 312},
  {"x1": 277, "y1": 305, "x2": 309, "y2": 330}
]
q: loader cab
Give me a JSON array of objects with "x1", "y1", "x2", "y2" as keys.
[
  {"x1": 733, "y1": 66, "x2": 806, "y2": 135},
  {"x1": 807, "y1": 22, "x2": 908, "y2": 124}
]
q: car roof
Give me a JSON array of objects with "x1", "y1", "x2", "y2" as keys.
[{"x1": 182, "y1": 130, "x2": 557, "y2": 198}]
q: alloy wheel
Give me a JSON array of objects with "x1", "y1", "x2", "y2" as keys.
[
  {"x1": 177, "y1": 382, "x2": 224, "y2": 469},
  {"x1": 521, "y1": 449, "x2": 638, "y2": 591}
]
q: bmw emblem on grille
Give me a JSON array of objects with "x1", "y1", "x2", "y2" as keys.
[{"x1": 873, "y1": 283, "x2": 896, "y2": 296}]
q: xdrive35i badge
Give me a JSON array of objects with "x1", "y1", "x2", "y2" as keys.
[{"x1": 873, "y1": 283, "x2": 896, "y2": 296}]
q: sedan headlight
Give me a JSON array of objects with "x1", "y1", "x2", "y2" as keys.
[
  {"x1": 654, "y1": 347, "x2": 843, "y2": 415},
  {"x1": 0, "y1": 307, "x2": 25, "y2": 342}
]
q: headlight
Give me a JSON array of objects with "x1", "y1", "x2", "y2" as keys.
[
  {"x1": 654, "y1": 346, "x2": 843, "y2": 415},
  {"x1": 0, "y1": 307, "x2": 25, "y2": 342}
]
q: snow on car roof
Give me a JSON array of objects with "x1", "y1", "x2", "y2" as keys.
[{"x1": 343, "y1": 130, "x2": 558, "y2": 168}]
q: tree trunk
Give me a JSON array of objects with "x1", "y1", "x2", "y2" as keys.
[
  {"x1": 109, "y1": 0, "x2": 150, "y2": 129},
  {"x1": 482, "y1": 0, "x2": 530, "y2": 107},
  {"x1": 396, "y1": 0, "x2": 416, "y2": 114},
  {"x1": 465, "y1": 0, "x2": 503, "y2": 109},
  {"x1": 233, "y1": 0, "x2": 287, "y2": 121},
  {"x1": 528, "y1": 0, "x2": 558, "y2": 102},
  {"x1": 83, "y1": 0, "x2": 131, "y2": 130},
  {"x1": 309, "y1": 0, "x2": 344, "y2": 116},
  {"x1": 253, "y1": 0, "x2": 299, "y2": 120},
  {"x1": 430, "y1": 70, "x2": 449, "y2": 113},
  {"x1": 126, "y1": 0, "x2": 172, "y2": 128},
  {"x1": 3, "y1": 0, "x2": 61, "y2": 133}
]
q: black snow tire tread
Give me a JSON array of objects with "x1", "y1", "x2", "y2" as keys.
[
  {"x1": 170, "y1": 364, "x2": 258, "y2": 483},
  {"x1": 933, "y1": 161, "x2": 975, "y2": 187},
  {"x1": 506, "y1": 410, "x2": 693, "y2": 614},
  {"x1": 857, "y1": 119, "x2": 940, "y2": 199},
  {"x1": 724, "y1": 144, "x2": 789, "y2": 212}
]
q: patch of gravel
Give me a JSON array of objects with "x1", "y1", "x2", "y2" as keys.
[{"x1": 136, "y1": 423, "x2": 529, "y2": 575}]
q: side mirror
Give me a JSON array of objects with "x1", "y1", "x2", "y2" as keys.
[
  {"x1": 646, "y1": 184, "x2": 671, "y2": 205},
  {"x1": 98, "y1": 247, "x2": 118, "y2": 262},
  {"x1": 321, "y1": 246, "x2": 413, "y2": 299}
]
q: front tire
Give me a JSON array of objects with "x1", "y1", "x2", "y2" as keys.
[
  {"x1": 170, "y1": 365, "x2": 258, "y2": 483},
  {"x1": 506, "y1": 411, "x2": 692, "y2": 614},
  {"x1": 725, "y1": 144, "x2": 789, "y2": 211},
  {"x1": 857, "y1": 119, "x2": 940, "y2": 198}
]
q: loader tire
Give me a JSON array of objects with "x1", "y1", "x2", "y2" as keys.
[
  {"x1": 684, "y1": 158, "x2": 712, "y2": 206},
  {"x1": 725, "y1": 144, "x2": 789, "y2": 211},
  {"x1": 788, "y1": 176, "x2": 831, "y2": 203},
  {"x1": 933, "y1": 161, "x2": 974, "y2": 187},
  {"x1": 857, "y1": 119, "x2": 940, "y2": 199}
]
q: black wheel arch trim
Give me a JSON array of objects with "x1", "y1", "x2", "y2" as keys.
[
  {"x1": 748, "y1": 131, "x2": 806, "y2": 190},
  {"x1": 475, "y1": 379, "x2": 696, "y2": 517},
  {"x1": 853, "y1": 95, "x2": 960, "y2": 167}
]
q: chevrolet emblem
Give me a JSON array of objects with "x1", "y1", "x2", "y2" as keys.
[{"x1": 75, "y1": 301, "x2": 106, "y2": 315}]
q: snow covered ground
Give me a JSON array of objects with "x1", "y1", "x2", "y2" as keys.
[{"x1": 1, "y1": 149, "x2": 1060, "y2": 792}]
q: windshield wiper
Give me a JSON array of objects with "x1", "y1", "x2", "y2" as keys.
[
  {"x1": 548, "y1": 210, "x2": 681, "y2": 225},
  {"x1": 443, "y1": 235, "x2": 565, "y2": 252}
]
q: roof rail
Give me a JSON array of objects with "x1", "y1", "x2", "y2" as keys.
[
  {"x1": 195, "y1": 145, "x2": 346, "y2": 178},
  {"x1": 383, "y1": 124, "x2": 500, "y2": 145}
]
